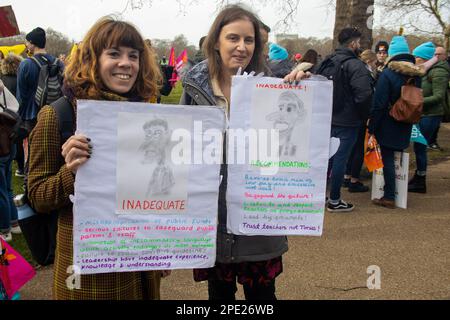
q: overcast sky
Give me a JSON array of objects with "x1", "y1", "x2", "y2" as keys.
[{"x1": 6, "y1": 0, "x2": 346, "y2": 45}]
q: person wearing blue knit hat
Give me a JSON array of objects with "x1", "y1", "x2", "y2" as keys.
[
  {"x1": 409, "y1": 41, "x2": 450, "y2": 193},
  {"x1": 388, "y1": 35, "x2": 410, "y2": 57},
  {"x1": 267, "y1": 43, "x2": 293, "y2": 78},
  {"x1": 369, "y1": 30, "x2": 425, "y2": 209},
  {"x1": 268, "y1": 43, "x2": 288, "y2": 61},
  {"x1": 412, "y1": 42, "x2": 435, "y2": 60}
]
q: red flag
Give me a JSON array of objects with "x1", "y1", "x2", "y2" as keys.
[
  {"x1": 0, "y1": 6, "x2": 20, "y2": 38},
  {"x1": 168, "y1": 47, "x2": 179, "y2": 87},
  {"x1": 175, "y1": 49, "x2": 188, "y2": 73},
  {"x1": 168, "y1": 47, "x2": 176, "y2": 67}
]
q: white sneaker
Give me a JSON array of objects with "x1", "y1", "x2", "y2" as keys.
[
  {"x1": 0, "y1": 231, "x2": 12, "y2": 242},
  {"x1": 11, "y1": 225, "x2": 22, "y2": 234}
]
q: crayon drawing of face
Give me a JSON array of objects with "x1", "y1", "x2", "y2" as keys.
[
  {"x1": 139, "y1": 118, "x2": 170, "y2": 164},
  {"x1": 266, "y1": 91, "x2": 306, "y2": 139}
]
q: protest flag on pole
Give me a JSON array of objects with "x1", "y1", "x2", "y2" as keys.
[
  {"x1": 0, "y1": 6, "x2": 20, "y2": 38},
  {"x1": 168, "y1": 47, "x2": 179, "y2": 87}
]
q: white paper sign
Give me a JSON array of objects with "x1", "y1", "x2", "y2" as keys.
[
  {"x1": 226, "y1": 76, "x2": 333, "y2": 236},
  {"x1": 74, "y1": 100, "x2": 225, "y2": 274},
  {"x1": 0, "y1": 86, "x2": 19, "y2": 112},
  {"x1": 371, "y1": 152, "x2": 409, "y2": 209}
]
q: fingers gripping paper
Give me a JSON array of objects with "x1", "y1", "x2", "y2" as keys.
[
  {"x1": 226, "y1": 77, "x2": 333, "y2": 236},
  {"x1": 74, "y1": 101, "x2": 225, "y2": 274}
]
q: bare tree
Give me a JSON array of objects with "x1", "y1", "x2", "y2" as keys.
[
  {"x1": 45, "y1": 28, "x2": 74, "y2": 57},
  {"x1": 121, "y1": 0, "x2": 302, "y2": 31},
  {"x1": 380, "y1": 0, "x2": 450, "y2": 52},
  {"x1": 170, "y1": 34, "x2": 197, "y2": 59},
  {"x1": 0, "y1": 29, "x2": 73, "y2": 57},
  {"x1": 373, "y1": 26, "x2": 444, "y2": 50},
  {"x1": 279, "y1": 37, "x2": 333, "y2": 57}
]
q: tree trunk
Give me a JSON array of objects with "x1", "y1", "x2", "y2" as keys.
[
  {"x1": 333, "y1": 0, "x2": 352, "y2": 50},
  {"x1": 333, "y1": 0, "x2": 374, "y2": 50},
  {"x1": 445, "y1": 24, "x2": 450, "y2": 54},
  {"x1": 350, "y1": 0, "x2": 374, "y2": 50}
]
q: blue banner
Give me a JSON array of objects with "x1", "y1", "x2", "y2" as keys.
[{"x1": 411, "y1": 124, "x2": 428, "y2": 145}]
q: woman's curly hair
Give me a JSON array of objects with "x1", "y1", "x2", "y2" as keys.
[
  {"x1": 64, "y1": 16, "x2": 161, "y2": 101},
  {"x1": 1, "y1": 53, "x2": 23, "y2": 76}
]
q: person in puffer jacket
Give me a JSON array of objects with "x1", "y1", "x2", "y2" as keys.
[
  {"x1": 369, "y1": 35, "x2": 425, "y2": 209},
  {"x1": 409, "y1": 42, "x2": 450, "y2": 193},
  {"x1": 267, "y1": 43, "x2": 294, "y2": 78}
]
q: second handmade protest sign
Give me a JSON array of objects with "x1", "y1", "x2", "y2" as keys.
[
  {"x1": 74, "y1": 100, "x2": 225, "y2": 274},
  {"x1": 226, "y1": 76, "x2": 333, "y2": 236}
]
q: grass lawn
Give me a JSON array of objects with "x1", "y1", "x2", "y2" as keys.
[
  {"x1": 10, "y1": 162, "x2": 36, "y2": 266},
  {"x1": 160, "y1": 82, "x2": 183, "y2": 105}
]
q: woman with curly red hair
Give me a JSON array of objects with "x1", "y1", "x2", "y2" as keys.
[{"x1": 27, "y1": 16, "x2": 165, "y2": 300}]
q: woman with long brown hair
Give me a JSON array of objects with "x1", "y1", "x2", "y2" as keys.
[
  {"x1": 180, "y1": 5, "x2": 286, "y2": 300},
  {"x1": 27, "y1": 16, "x2": 166, "y2": 300}
]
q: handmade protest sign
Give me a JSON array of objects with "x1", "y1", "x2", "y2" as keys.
[
  {"x1": 74, "y1": 100, "x2": 225, "y2": 274},
  {"x1": 372, "y1": 152, "x2": 409, "y2": 209},
  {"x1": 226, "y1": 76, "x2": 333, "y2": 236},
  {"x1": 117, "y1": 113, "x2": 189, "y2": 214}
]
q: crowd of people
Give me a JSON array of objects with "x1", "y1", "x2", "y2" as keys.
[
  {"x1": 1, "y1": 4, "x2": 450, "y2": 300},
  {"x1": 285, "y1": 28, "x2": 450, "y2": 212}
]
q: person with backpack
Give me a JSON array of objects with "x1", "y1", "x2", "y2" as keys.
[
  {"x1": 285, "y1": 28, "x2": 373, "y2": 212},
  {"x1": 369, "y1": 34, "x2": 425, "y2": 209},
  {"x1": 1, "y1": 53, "x2": 25, "y2": 177},
  {"x1": 308, "y1": 28, "x2": 373, "y2": 212},
  {"x1": 16, "y1": 27, "x2": 64, "y2": 134},
  {"x1": 27, "y1": 17, "x2": 168, "y2": 300},
  {"x1": 343, "y1": 49, "x2": 377, "y2": 193},
  {"x1": 0, "y1": 79, "x2": 20, "y2": 242},
  {"x1": 408, "y1": 42, "x2": 450, "y2": 194}
]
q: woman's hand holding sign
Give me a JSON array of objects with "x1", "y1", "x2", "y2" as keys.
[{"x1": 62, "y1": 135, "x2": 92, "y2": 174}]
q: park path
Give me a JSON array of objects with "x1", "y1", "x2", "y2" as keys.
[{"x1": 20, "y1": 124, "x2": 450, "y2": 300}]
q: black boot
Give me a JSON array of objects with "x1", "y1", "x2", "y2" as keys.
[{"x1": 408, "y1": 173, "x2": 426, "y2": 193}]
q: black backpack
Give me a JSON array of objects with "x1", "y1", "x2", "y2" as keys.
[
  {"x1": 19, "y1": 96, "x2": 74, "y2": 266},
  {"x1": 316, "y1": 54, "x2": 355, "y2": 105},
  {"x1": 0, "y1": 90, "x2": 29, "y2": 157},
  {"x1": 30, "y1": 55, "x2": 64, "y2": 109}
]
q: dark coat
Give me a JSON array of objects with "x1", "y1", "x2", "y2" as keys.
[
  {"x1": 329, "y1": 47, "x2": 374, "y2": 127},
  {"x1": 0, "y1": 74, "x2": 17, "y2": 97},
  {"x1": 267, "y1": 59, "x2": 294, "y2": 78},
  {"x1": 180, "y1": 61, "x2": 289, "y2": 264},
  {"x1": 368, "y1": 54, "x2": 424, "y2": 150},
  {"x1": 16, "y1": 53, "x2": 63, "y2": 120}
]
